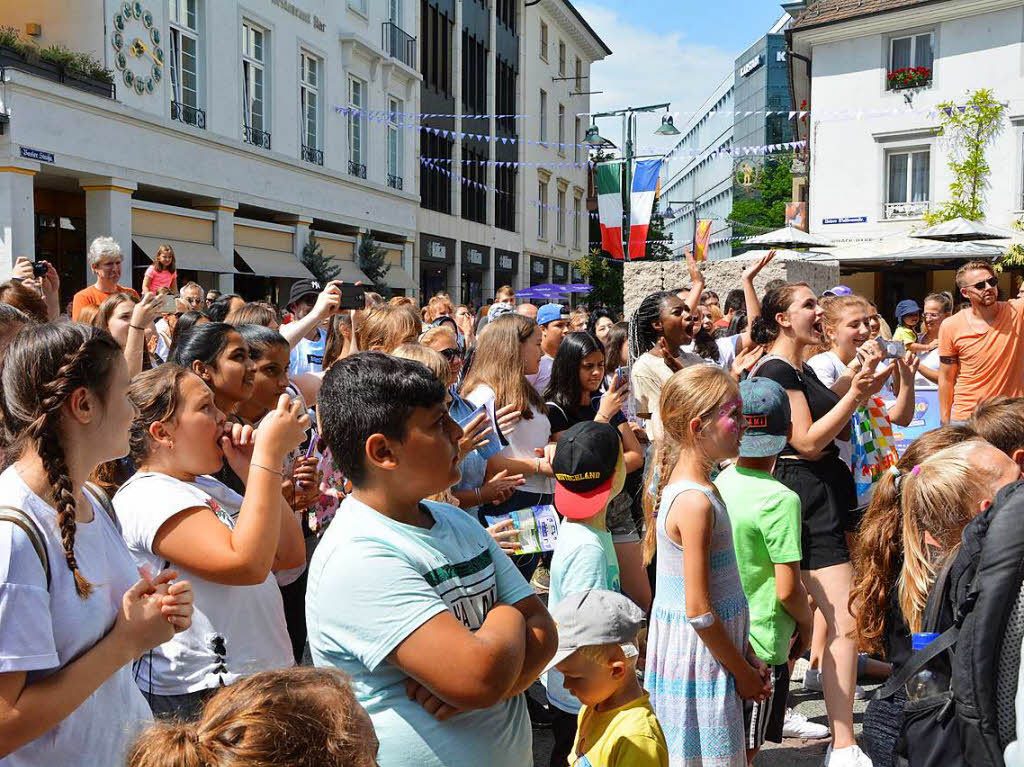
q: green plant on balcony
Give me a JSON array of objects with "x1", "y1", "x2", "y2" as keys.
[
  {"x1": 0, "y1": 26, "x2": 113, "y2": 85},
  {"x1": 887, "y1": 66, "x2": 932, "y2": 90}
]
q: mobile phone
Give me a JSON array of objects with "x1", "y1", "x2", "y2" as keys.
[
  {"x1": 304, "y1": 428, "x2": 320, "y2": 459},
  {"x1": 615, "y1": 366, "x2": 630, "y2": 389},
  {"x1": 875, "y1": 335, "x2": 906, "y2": 359},
  {"x1": 338, "y1": 284, "x2": 368, "y2": 311},
  {"x1": 156, "y1": 293, "x2": 179, "y2": 314},
  {"x1": 31, "y1": 261, "x2": 48, "y2": 278}
]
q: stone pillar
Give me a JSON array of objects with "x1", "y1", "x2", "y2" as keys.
[
  {"x1": 193, "y1": 198, "x2": 238, "y2": 294},
  {"x1": 0, "y1": 160, "x2": 38, "y2": 280},
  {"x1": 276, "y1": 214, "x2": 313, "y2": 263},
  {"x1": 81, "y1": 176, "x2": 137, "y2": 287},
  {"x1": 403, "y1": 236, "x2": 416, "y2": 301}
]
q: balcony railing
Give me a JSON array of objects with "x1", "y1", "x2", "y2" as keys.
[
  {"x1": 243, "y1": 124, "x2": 271, "y2": 150},
  {"x1": 387, "y1": 173, "x2": 403, "y2": 190},
  {"x1": 171, "y1": 100, "x2": 206, "y2": 129},
  {"x1": 884, "y1": 201, "x2": 931, "y2": 219},
  {"x1": 382, "y1": 21, "x2": 417, "y2": 69},
  {"x1": 301, "y1": 144, "x2": 324, "y2": 166},
  {"x1": 348, "y1": 161, "x2": 367, "y2": 179},
  {"x1": 0, "y1": 53, "x2": 116, "y2": 99}
]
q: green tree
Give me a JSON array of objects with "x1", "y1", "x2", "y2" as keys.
[
  {"x1": 644, "y1": 198, "x2": 673, "y2": 260},
  {"x1": 300, "y1": 232, "x2": 341, "y2": 283},
  {"x1": 924, "y1": 89, "x2": 1006, "y2": 225},
  {"x1": 729, "y1": 155, "x2": 792, "y2": 254},
  {"x1": 574, "y1": 248, "x2": 623, "y2": 313},
  {"x1": 357, "y1": 233, "x2": 392, "y2": 286}
]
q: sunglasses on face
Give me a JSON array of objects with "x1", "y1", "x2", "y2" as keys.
[
  {"x1": 439, "y1": 347, "x2": 462, "y2": 362},
  {"x1": 968, "y1": 277, "x2": 999, "y2": 291}
]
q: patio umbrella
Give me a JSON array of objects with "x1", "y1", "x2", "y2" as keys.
[
  {"x1": 806, "y1": 239, "x2": 1006, "y2": 266},
  {"x1": 742, "y1": 225, "x2": 834, "y2": 249},
  {"x1": 516, "y1": 285, "x2": 568, "y2": 300},
  {"x1": 911, "y1": 217, "x2": 1016, "y2": 242},
  {"x1": 562, "y1": 283, "x2": 593, "y2": 294}
]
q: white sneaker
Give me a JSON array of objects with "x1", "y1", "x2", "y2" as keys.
[
  {"x1": 782, "y1": 708, "x2": 830, "y2": 739},
  {"x1": 827, "y1": 744, "x2": 874, "y2": 767}
]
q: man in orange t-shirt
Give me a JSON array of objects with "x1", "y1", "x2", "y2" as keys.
[
  {"x1": 939, "y1": 260, "x2": 1024, "y2": 423},
  {"x1": 71, "y1": 236, "x2": 140, "y2": 320}
]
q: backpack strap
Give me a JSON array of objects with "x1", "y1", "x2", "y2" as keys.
[
  {"x1": 82, "y1": 481, "x2": 119, "y2": 533},
  {"x1": 922, "y1": 554, "x2": 959, "y2": 632},
  {"x1": 747, "y1": 353, "x2": 792, "y2": 380},
  {"x1": 0, "y1": 506, "x2": 50, "y2": 590},
  {"x1": 875, "y1": 625, "x2": 959, "y2": 700}
]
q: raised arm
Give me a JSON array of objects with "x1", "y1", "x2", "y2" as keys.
[
  {"x1": 786, "y1": 371, "x2": 873, "y2": 458},
  {"x1": 280, "y1": 281, "x2": 341, "y2": 350},
  {"x1": 886, "y1": 354, "x2": 919, "y2": 427},
  {"x1": 737, "y1": 250, "x2": 776, "y2": 351},
  {"x1": 683, "y1": 250, "x2": 704, "y2": 317},
  {"x1": 124, "y1": 293, "x2": 162, "y2": 378}
]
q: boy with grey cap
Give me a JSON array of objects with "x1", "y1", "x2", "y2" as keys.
[{"x1": 547, "y1": 590, "x2": 668, "y2": 767}]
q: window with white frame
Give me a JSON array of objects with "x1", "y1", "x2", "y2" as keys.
[
  {"x1": 573, "y1": 196, "x2": 582, "y2": 248},
  {"x1": 886, "y1": 148, "x2": 931, "y2": 217},
  {"x1": 558, "y1": 104, "x2": 565, "y2": 152},
  {"x1": 169, "y1": 0, "x2": 199, "y2": 114},
  {"x1": 888, "y1": 32, "x2": 934, "y2": 81},
  {"x1": 241, "y1": 21, "x2": 266, "y2": 136},
  {"x1": 300, "y1": 52, "x2": 320, "y2": 152},
  {"x1": 557, "y1": 187, "x2": 566, "y2": 243},
  {"x1": 558, "y1": 40, "x2": 565, "y2": 75},
  {"x1": 388, "y1": 96, "x2": 403, "y2": 185},
  {"x1": 348, "y1": 76, "x2": 366, "y2": 167},
  {"x1": 539, "y1": 90, "x2": 547, "y2": 143},
  {"x1": 540, "y1": 21, "x2": 548, "y2": 61},
  {"x1": 574, "y1": 56, "x2": 582, "y2": 89},
  {"x1": 349, "y1": 0, "x2": 368, "y2": 16},
  {"x1": 538, "y1": 180, "x2": 548, "y2": 239}
]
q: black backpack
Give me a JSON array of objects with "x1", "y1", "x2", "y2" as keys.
[{"x1": 876, "y1": 480, "x2": 1024, "y2": 767}]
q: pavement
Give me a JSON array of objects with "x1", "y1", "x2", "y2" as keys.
[{"x1": 529, "y1": 669, "x2": 878, "y2": 767}]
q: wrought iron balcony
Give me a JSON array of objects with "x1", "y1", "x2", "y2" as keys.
[
  {"x1": 171, "y1": 100, "x2": 206, "y2": 129},
  {"x1": 387, "y1": 174, "x2": 403, "y2": 190},
  {"x1": 243, "y1": 124, "x2": 271, "y2": 150},
  {"x1": 884, "y1": 201, "x2": 931, "y2": 219},
  {"x1": 348, "y1": 161, "x2": 367, "y2": 179},
  {"x1": 382, "y1": 21, "x2": 417, "y2": 69},
  {"x1": 301, "y1": 144, "x2": 324, "y2": 166}
]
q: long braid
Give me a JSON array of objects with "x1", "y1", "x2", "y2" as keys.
[
  {"x1": 642, "y1": 437, "x2": 679, "y2": 565},
  {"x1": 0, "y1": 324, "x2": 122, "y2": 600},
  {"x1": 628, "y1": 292, "x2": 672, "y2": 366}
]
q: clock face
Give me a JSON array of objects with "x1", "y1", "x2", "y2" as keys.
[{"x1": 112, "y1": 1, "x2": 162, "y2": 95}]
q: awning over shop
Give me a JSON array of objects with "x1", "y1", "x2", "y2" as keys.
[
  {"x1": 134, "y1": 235, "x2": 236, "y2": 273},
  {"x1": 234, "y1": 246, "x2": 316, "y2": 279},
  {"x1": 385, "y1": 265, "x2": 418, "y2": 291},
  {"x1": 807, "y1": 239, "x2": 1006, "y2": 269},
  {"x1": 328, "y1": 259, "x2": 371, "y2": 284}
]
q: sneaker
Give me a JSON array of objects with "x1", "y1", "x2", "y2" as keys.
[
  {"x1": 531, "y1": 565, "x2": 550, "y2": 595},
  {"x1": 782, "y1": 708, "x2": 830, "y2": 739},
  {"x1": 793, "y1": 656, "x2": 810, "y2": 683},
  {"x1": 826, "y1": 744, "x2": 874, "y2": 767},
  {"x1": 803, "y1": 668, "x2": 870, "y2": 699}
]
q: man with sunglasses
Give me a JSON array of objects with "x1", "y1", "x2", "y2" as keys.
[{"x1": 939, "y1": 260, "x2": 1024, "y2": 424}]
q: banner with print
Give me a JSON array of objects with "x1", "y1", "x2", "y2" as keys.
[{"x1": 887, "y1": 389, "x2": 942, "y2": 455}]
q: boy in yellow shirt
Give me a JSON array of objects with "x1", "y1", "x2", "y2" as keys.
[{"x1": 547, "y1": 590, "x2": 668, "y2": 767}]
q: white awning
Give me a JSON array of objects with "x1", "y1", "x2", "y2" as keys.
[
  {"x1": 328, "y1": 259, "x2": 371, "y2": 284},
  {"x1": 385, "y1": 265, "x2": 418, "y2": 291},
  {"x1": 234, "y1": 246, "x2": 316, "y2": 279},
  {"x1": 134, "y1": 235, "x2": 236, "y2": 273}
]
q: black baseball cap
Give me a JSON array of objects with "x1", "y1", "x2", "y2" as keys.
[
  {"x1": 553, "y1": 421, "x2": 622, "y2": 520},
  {"x1": 288, "y1": 278, "x2": 323, "y2": 307}
]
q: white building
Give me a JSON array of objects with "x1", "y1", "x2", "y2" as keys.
[
  {"x1": 661, "y1": 74, "x2": 735, "y2": 262},
  {"x1": 520, "y1": 0, "x2": 610, "y2": 290},
  {"x1": 0, "y1": 0, "x2": 421, "y2": 306},
  {"x1": 789, "y1": 0, "x2": 1024, "y2": 313},
  {"x1": 415, "y1": 0, "x2": 609, "y2": 306}
]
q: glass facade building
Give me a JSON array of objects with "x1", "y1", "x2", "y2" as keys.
[{"x1": 733, "y1": 33, "x2": 794, "y2": 151}]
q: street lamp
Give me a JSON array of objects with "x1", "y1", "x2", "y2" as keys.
[
  {"x1": 590, "y1": 103, "x2": 677, "y2": 261},
  {"x1": 665, "y1": 199, "x2": 700, "y2": 261}
]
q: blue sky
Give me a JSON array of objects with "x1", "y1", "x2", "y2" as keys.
[{"x1": 574, "y1": 0, "x2": 787, "y2": 150}]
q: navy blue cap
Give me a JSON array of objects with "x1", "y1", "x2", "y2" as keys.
[{"x1": 895, "y1": 299, "x2": 922, "y2": 322}]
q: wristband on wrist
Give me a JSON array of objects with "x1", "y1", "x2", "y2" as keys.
[
  {"x1": 129, "y1": 324, "x2": 146, "y2": 331},
  {"x1": 250, "y1": 462, "x2": 284, "y2": 478}
]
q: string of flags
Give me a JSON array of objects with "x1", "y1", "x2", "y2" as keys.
[{"x1": 420, "y1": 157, "x2": 594, "y2": 169}]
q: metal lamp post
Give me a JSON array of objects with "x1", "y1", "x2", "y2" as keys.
[
  {"x1": 664, "y1": 200, "x2": 701, "y2": 260},
  {"x1": 586, "y1": 106, "x2": 679, "y2": 261}
]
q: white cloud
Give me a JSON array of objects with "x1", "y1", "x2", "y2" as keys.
[{"x1": 574, "y1": 3, "x2": 736, "y2": 153}]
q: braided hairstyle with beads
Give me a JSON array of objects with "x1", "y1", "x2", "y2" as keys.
[
  {"x1": 627, "y1": 291, "x2": 675, "y2": 366},
  {"x1": 0, "y1": 323, "x2": 123, "y2": 598}
]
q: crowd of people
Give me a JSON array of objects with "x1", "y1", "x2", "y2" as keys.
[{"x1": 3, "y1": 233, "x2": 1024, "y2": 767}]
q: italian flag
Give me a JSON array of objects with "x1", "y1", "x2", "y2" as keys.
[{"x1": 596, "y1": 163, "x2": 624, "y2": 260}]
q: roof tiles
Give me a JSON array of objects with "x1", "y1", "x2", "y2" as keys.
[{"x1": 790, "y1": 0, "x2": 937, "y2": 31}]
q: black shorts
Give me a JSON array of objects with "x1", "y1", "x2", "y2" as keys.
[
  {"x1": 743, "y1": 663, "x2": 791, "y2": 749},
  {"x1": 774, "y1": 455, "x2": 857, "y2": 571}
]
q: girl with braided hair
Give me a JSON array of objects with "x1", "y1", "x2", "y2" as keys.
[{"x1": 0, "y1": 322, "x2": 194, "y2": 765}]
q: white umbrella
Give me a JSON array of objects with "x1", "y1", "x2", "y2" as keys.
[
  {"x1": 743, "y1": 225, "x2": 834, "y2": 249},
  {"x1": 807, "y1": 239, "x2": 1005, "y2": 265},
  {"x1": 911, "y1": 217, "x2": 1016, "y2": 242}
]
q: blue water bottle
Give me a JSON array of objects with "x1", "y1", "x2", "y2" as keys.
[{"x1": 906, "y1": 632, "x2": 950, "y2": 700}]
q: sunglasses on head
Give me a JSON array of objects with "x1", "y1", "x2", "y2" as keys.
[
  {"x1": 968, "y1": 276, "x2": 999, "y2": 291},
  {"x1": 439, "y1": 347, "x2": 462, "y2": 361}
]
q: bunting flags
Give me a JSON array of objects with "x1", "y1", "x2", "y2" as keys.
[
  {"x1": 627, "y1": 159, "x2": 662, "y2": 260},
  {"x1": 596, "y1": 163, "x2": 624, "y2": 260}
]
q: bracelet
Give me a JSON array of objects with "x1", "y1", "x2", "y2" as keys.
[
  {"x1": 129, "y1": 324, "x2": 146, "y2": 330},
  {"x1": 250, "y1": 462, "x2": 284, "y2": 478},
  {"x1": 534, "y1": 457, "x2": 541, "y2": 475}
]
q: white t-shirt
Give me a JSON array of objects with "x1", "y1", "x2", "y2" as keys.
[
  {"x1": 0, "y1": 466, "x2": 152, "y2": 767},
  {"x1": 525, "y1": 354, "x2": 554, "y2": 395},
  {"x1": 114, "y1": 472, "x2": 294, "y2": 695},
  {"x1": 631, "y1": 350, "x2": 703, "y2": 443},
  {"x1": 807, "y1": 350, "x2": 896, "y2": 400},
  {"x1": 682, "y1": 334, "x2": 739, "y2": 370},
  {"x1": 289, "y1": 327, "x2": 327, "y2": 376},
  {"x1": 466, "y1": 384, "x2": 555, "y2": 495},
  {"x1": 917, "y1": 346, "x2": 940, "y2": 390}
]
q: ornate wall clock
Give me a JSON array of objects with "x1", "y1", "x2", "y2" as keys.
[{"x1": 111, "y1": 1, "x2": 163, "y2": 95}]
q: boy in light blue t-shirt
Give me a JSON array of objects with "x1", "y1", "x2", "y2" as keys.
[
  {"x1": 545, "y1": 420, "x2": 628, "y2": 767},
  {"x1": 306, "y1": 352, "x2": 557, "y2": 767}
]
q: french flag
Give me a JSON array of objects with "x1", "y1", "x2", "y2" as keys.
[{"x1": 628, "y1": 159, "x2": 663, "y2": 260}]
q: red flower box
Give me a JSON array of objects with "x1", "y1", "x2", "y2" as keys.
[{"x1": 887, "y1": 66, "x2": 932, "y2": 90}]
